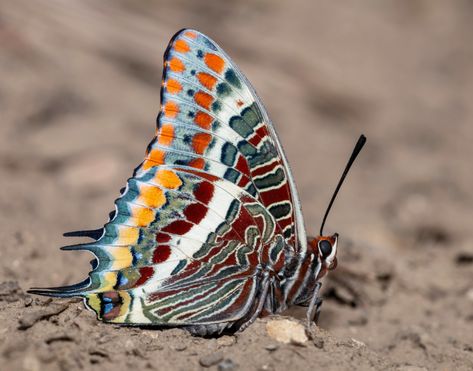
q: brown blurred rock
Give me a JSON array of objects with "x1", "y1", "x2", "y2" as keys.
[
  {"x1": 18, "y1": 303, "x2": 69, "y2": 330},
  {"x1": 0, "y1": 281, "x2": 25, "y2": 303}
]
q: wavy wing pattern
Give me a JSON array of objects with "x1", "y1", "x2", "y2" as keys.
[{"x1": 30, "y1": 29, "x2": 306, "y2": 328}]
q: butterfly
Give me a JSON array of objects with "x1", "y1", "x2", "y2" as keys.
[{"x1": 29, "y1": 29, "x2": 366, "y2": 336}]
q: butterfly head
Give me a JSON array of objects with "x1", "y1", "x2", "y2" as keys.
[
  {"x1": 309, "y1": 234, "x2": 338, "y2": 274},
  {"x1": 290, "y1": 234, "x2": 339, "y2": 307}
]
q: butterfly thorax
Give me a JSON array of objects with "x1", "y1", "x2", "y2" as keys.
[{"x1": 281, "y1": 234, "x2": 338, "y2": 307}]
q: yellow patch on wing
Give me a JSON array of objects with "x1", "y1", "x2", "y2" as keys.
[
  {"x1": 117, "y1": 226, "x2": 139, "y2": 245},
  {"x1": 85, "y1": 293, "x2": 101, "y2": 314},
  {"x1": 108, "y1": 247, "x2": 134, "y2": 270},
  {"x1": 100, "y1": 271, "x2": 118, "y2": 292}
]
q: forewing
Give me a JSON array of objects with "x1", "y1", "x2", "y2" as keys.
[{"x1": 138, "y1": 29, "x2": 305, "y2": 248}]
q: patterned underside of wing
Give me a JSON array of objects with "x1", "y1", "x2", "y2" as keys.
[
  {"x1": 33, "y1": 165, "x2": 285, "y2": 324},
  {"x1": 138, "y1": 29, "x2": 297, "y2": 245},
  {"x1": 30, "y1": 29, "x2": 298, "y2": 326}
]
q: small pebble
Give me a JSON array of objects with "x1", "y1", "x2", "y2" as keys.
[
  {"x1": 174, "y1": 344, "x2": 187, "y2": 351},
  {"x1": 350, "y1": 338, "x2": 366, "y2": 348},
  {"x1": 23, "y1": 296, "x2": 33, "y2": 307},
  {"x1": 199, "y1": 351, "x2": 224, "y2": 367},
  {"x1": 218, "y1": 358, "x2": 237, "y2": 371},
  {"x1": 217, "y1": 336, "x2": 236, "y2": 348},
  {"x1": 266, "y1": 319, "x2": 308, "y2": 345},
  {"x1": 312, "y1": 337, "x2": 324, "y2": 349},
  {"x1": 264, "y1": 344, "x2": 279, "y2": 352}
]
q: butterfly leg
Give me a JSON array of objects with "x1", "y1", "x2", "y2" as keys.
[
  {"x1": 237, "y1": 271, "x2": 270, "y2": 332},
  {"x1": 263, "y1": 275, "x2": 285, "y2": 315},
  {"x1": 264, "y1": 276, "x2": 276, "y2": 314},
  {"x1": 306, "y1": 281, "x2": 322, "y2": 329}
]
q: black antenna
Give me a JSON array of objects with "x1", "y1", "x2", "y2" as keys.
[{"x1": 319, "y1": 134, "x2": 367, "y2": 236}]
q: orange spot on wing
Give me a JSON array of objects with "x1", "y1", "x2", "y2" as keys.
[
  {"x1": 194, "y1": 111, "x2": 212, "y2": 129},
  {"x1": 145, "y1": 149, "x2": 166, "y2": 167},
  {"x1": 155, "y1": 169, "x2": 182, "y2": 189},
  {"x1": 166, "y1": 79, "x2": 182, "y2": 94},
  {"x1": 168, "y1": 58, "x2": 185, "y2": 72},
  {"x1": 188, "y1": 158, "x2": 205, "y2": 169},
  {"x1": 163, "y1": 101, "x2": 179, "y2": 118},
  {"x1": 141, "y1": 160, "x2": 153, "y2": 170},
  {"x1": 184, "y1": 31, "x2": 197, "y2": 39},
  {"x1": 174, "y1": 40, "x2": 190, "y2": 53},
  {"x1": 158, "y1": 124, "x2": 174, "y2": 146},
  {"x1": 192, "y1": 133, "x2": 212, "y2": 154},
  {"x1": 197, "y1": 72, "x2": 217, "y2": 90},
  {"x1": 131, "y1": 206, "x2": 155, "y2": 227},
  {"x1": 194, "y1": 91, "x2": 213, "y2": 110},
  {"x1": 138, "y1": 185, "x2": 166, "y2": 209},
  {"x1": 204, "y1": 53, "x2": 225, "y2": 74}
]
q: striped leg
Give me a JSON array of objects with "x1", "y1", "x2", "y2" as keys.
[
  {"x1": 306, "y1": 281, "x2": 322, "y2": 328},
  {"x1": 237, "y1": 271, "x2": 270, "y2": 332}
]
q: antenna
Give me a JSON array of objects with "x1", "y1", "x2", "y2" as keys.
[{"x1": 319, "y1": 134, "x2": 367, "y2": 236}]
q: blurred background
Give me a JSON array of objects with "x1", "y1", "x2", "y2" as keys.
[{"x1": 1, "y1": 0, "x2": 472, "y2": 370}]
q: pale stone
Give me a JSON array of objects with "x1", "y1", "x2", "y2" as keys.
[{"x1": 266, "y1": 319, "x2": 308, "y2": 345}]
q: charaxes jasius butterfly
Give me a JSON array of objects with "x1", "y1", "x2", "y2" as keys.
[{"x1": 29, "y1": 29, "x2": 366, "y2": 336}]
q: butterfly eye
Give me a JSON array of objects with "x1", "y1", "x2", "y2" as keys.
[{"x1": 318, "y1": 240, "x2": 332, "y2": 258}]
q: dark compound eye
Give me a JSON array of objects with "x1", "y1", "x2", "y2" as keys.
[{"x1": 318, "y1": 240, "x2": 332, "y2": 257}]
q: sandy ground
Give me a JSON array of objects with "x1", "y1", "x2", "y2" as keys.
[{"x1": 1, "y1": 0, "x2": 472, "y2": 370}]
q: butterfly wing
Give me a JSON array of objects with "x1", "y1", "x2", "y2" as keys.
[
  {"x1": 29, "y1": 29, "x2": 305, "y2": 327},
  {"x1": 143, "y1": 29, "x2": 306, "y2": 249}
]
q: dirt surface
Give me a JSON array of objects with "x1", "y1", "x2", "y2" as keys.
[{"x1": 1, "y1": 0, "x2": 472, "y2": 370}]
